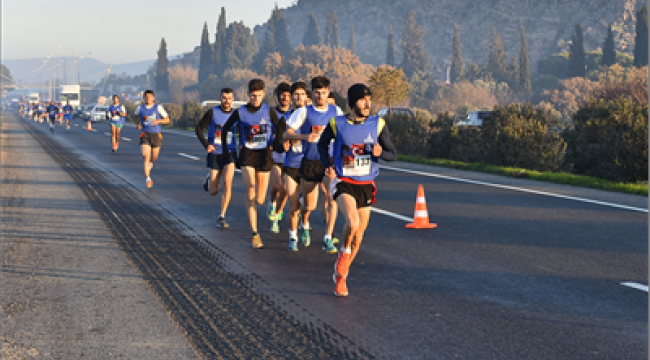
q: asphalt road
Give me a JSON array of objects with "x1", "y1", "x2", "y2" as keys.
[{"x1": 14, "y1": 114, "x2": 649, "y2": 359}]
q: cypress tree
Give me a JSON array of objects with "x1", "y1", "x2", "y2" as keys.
[
  {"x1": 348, "y1": 24, "x2": 357, "y2": 55},
  {"x1": 386, "y1": 25, "x2": 395, "y2": 66},
  {"x1": 450, "y1": 23, "x2": 463, "y2": 83},
  {"x1": 507, "y1": 55, "x2": 520, "y2": 90},
  {"x1": 223, "y1": 21, "x2": 256, "y2": 70},
  {"x1": 303, "y1": 13, "x2": 322, "y2": 46},
  {"x1": 253, "y1": 22, "x2": 276, "y2": 73},
  {"x1": 198, "y1": 23, "x2": 213, "y2": 84},
  {"x1": 326, "y1": 10, "x2": 340, "y2": 48},
  {"x1": 568, "y1": 23, "x2": 586, "y2": 77},
  {"x1": 488, "y1": 28, "x2": 507, "y2": 83},
  {"x1": 400, "y1": 11, "x2": 429, "y2": 78},
  {"x1": 634, "y1": 4, "x2": 649, "y2": 67},
  {"x1": 271, "y1": 5, "x2": 292, "y2": 57},
  {"x1": 155, "y1": 38, "x2": 170, "y2": 96},
  {"x1": 519, "y1": 27, "x2": 531, "y2": 91},
  {"x1": 601, "y1": 24, "x2": 617, "y2": 67},
  {"x1": 214, "y1": 7, "x2": 227, "y2": 75}
]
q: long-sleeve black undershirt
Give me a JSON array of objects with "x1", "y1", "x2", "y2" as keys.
[
  {"x1": 318, "y1": 117, "x2": 397, "y2": 170},
  {"x1": 220, "y1": 104, "x2": 286, "y2": 155},
  {"x1": 195, "y1": 107, "x2": 233, "y2": 149}
]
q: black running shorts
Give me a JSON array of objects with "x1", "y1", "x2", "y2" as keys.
[
  {"x1": 139, "y1": 132, "x2": 163, "y2": 148},
  {"x1": 299, "y1": 157, "x2": 333, "y2": 183},
  {"x1": 332, "y1": 181, "x2": 374, "y2": 208},
  {"x1": 283, "y1": 166, "x2": 301, "y2": 184},
  {"x1": 237, "y1": 148, "x2": 273, "y2": 172},
  {"x1": 207, "y1": 151, "x2": 237, "y2": 170}
]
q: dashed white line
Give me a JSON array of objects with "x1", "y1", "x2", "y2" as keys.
[
  {"x1": 379, "y1": 165, "x2": 648, "y2": 213},
  {"x1": 371, "y1": 207, "x2": 413, "y2": 223},
  {"x1": 621, "y1": 282, "x2": 648, "y2": 292},
  {"x1": 104, "y1": 132, "x2": 111, "y2": 136},
  {"x1": 178, "y1": 153, "x2": 200, "y2": 161},
  {"x1": 122, "y1": 137, "x2": 131, "y2": 142}
]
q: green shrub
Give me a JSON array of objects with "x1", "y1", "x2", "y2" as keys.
[
  {"x1": 382, "y1": 108, "x2": 433, "y2": 156},
  {"x1": 178, "y1": 101, "x2": 203, "y2": 129},
  {"x1": 164, "y1": 103, "x2": 183, "y2": 127},
  {"x1": 563, "y1": 97, "x2": 648, "y2": 182}
]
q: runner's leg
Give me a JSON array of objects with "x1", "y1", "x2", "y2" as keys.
[
  {"x1": 285, "y1": 175, "x2": 300, "y2": 232},
  {"x1": 141, "y1": 144, "x2": 152, "y2": 178},
  {"x1": 220, "y1": 162, "x2": 235, "y2": 218},
  {"x1": 209, "y1": 168, "x2": 222, "y2": 196},
  {"x1": 241, "y1": 166, "x2": 258, "y2": 233},
  {"x1": 255, "y1": 171, "x2": 270, "y2": 206},
  {"x1": 350, "y1": 206, "x2": 371, "y2": 264},
  {"x1": 300, "y1": 181, "x2": 319, "y2": 227}
]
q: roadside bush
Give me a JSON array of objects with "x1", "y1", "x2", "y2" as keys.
[
  {"x1": 122, "y1": 100, "x2": 137, "y2": 124},
  {"x1": 164, "y1": 103, "x2": 183, "y2": 127},
  {"x1": 383, "y1": 108, "x2": 433, "y2": 155},
  {"x1": 563, "y1": 97, "x2": 648, "y2": 183},
  {"x1": 177, "y1": 101, "x2": 203, "y2": 129}
]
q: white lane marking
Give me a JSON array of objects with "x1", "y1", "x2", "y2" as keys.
[
  {"x1": 74, "y1": 124, "x2": 79, "y2": 127},
  {"x1": 379, "y1": 165, "x2": 648, "y2": 213},
  {"x1": 178, "y1": 153, "x2": 200, "y2": 161},
  {"x1": 371, "y1": 207, "x2": 413, "y2": 222},
  {"x1": 621, "y1": 282, "x2": 648, "y2": 292},
  {"x1": 122, "y1": 137, "x2": 131, "y2": 142},
  {"x1": 104, "y1": 132, "x2": 111, "y2": 136}
]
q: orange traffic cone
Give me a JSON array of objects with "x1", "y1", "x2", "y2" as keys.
[
  {"x1": 87, "y1": 120, "x2": 93, "y2": 131},
  {"x1": 405, "y1": 184, "x2": 437, "y2": 229}
]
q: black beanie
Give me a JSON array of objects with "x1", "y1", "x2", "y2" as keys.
[{"x1": 347, "y1": 84, "x2": 372, "y2": 108}]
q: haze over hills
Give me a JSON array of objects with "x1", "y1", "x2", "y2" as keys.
[{"x1": 255, "y1": 0, "x2": 644, "y2": 74}]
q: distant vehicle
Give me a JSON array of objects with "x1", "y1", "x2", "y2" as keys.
[
  {"x1": 59, "y1": 85, "x2": 81, "y2": 107},
  {"x1": 89, "y1": 105, "x2": 109, "y2": 122},
  {"x1": 375, "y1": 107, "x2": 415, "y2": 118},
  {"x1": 456, "y1": 111, "x2": 493, "y2": 127},
  {"x1": 73, "y1": 105, "x2": 87, "y2": 119},
  {"x1": 200, "y1": 100, "x2": 247, "y2": 109},
  {"x1": 28, "y1": 93, "x2": 40, "y2": 104}
]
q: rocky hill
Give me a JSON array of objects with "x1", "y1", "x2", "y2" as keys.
[{"x1": 255, "y1": 0, "x2": 643, "y2": 76}]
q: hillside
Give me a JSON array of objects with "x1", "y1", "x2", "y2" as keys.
[{"x1": 255, "y1": 0, "x2": 643, "y2": 76}]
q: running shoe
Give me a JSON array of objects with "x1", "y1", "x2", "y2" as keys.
[
  {"x1": 270, "y1": 220, "x2": 279, "y2": 234},
  {"x1": 288, "y1": 238, "x2": 299, "y2": 251},
  {"x1": 252, "y1": 233, "x2": 264, "y2": 249},
  {"x1": 202, "y1": 174, "x2": 210, "y2": 192},
  {"x1": 267, "y1": 202, "x2": 277, "y2": 221},
  {"x1": 299, "y1": 225, "x2": 311, "y2": 247},
  {"x1": 146, "y1": 178, "x2": 153, "y2": 189},
  {"x1": 322, "y1": 237, "x2": 338, "y2": 254},
  {"x1": 332, "y1": 236, "x2": 340, "y2": 246},
  {"x1": 216, "y1": 216, "x2": 229, "y2": 229},
  {"x1": 50, "y1": 126, "x2": 54, "y2": 134},
  {"x1": 277, "y1": 210, "x2": 283, "y2": 221},
  {"x1": 335, "y1": 251, "x2": 351, "y2": 278},
  {"x1": 333, "y1": 273, "x2": 348, "y2": 297}
]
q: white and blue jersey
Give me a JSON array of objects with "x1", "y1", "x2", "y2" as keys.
[
  {"x1": 136, "y1": 103, "x2": 166, "y2": 133},
  {"x1": 208, "y1": 106, "x2": 237, "y2": 155},
  {"x1": 237, "y1": 103, "x2": 274, "y2": 150},
  {"x1": 108, "y1": 104, "x2": 126, "y2": 125},
  {"x1": 331, "y1": 115, "x2": 383, "y2": 182},
  {"x1": 299, "y1": 104, "x2": 339, "y2": 161}
]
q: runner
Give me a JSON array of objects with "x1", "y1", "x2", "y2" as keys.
[
  {"x1": 57, "y1": 101, "x2": 65, "y2": 126},
  {"x1": 219, "y1": 79, "x2": 286, "y2": 249},
  {"x1": 46, "y1": 101, "x2": 59, "y2": 133},
  {"x1": 134, "y1": 90, "x2": 170, "y2": 188},
  {"x1": 267, "y1": 82, "x2": 293, "y2": 234},
  {"x1": 283, "y1": 81, "x2": 308, "y2": 251},
  {"x1": 195, "y1": 87, "x2": 238, "y2": 229},
  {"x1": 62, "y1": 100, "x2": 74, "y2": 130},
  {"x1": 319, "y1": 83, "x2": 397, "y2": 297},
  {"x1": 36, "y1": 101, "x2": 45, "y2": 122},
  {"x1": 285, "y1": 76, "x2": 344, "y2": 254},
  {"x1": 108, "y1": 95, "x2": 126, "y2": 152}
]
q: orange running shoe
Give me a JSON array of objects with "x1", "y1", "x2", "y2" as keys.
[
  {"x1": 252, "y1": 233, "x2": 264, "y2": 249},
  {"x1": 335, "y1": 251, "x2": 351, "y2": 278},
  {"x1": 146, "y1": 178, "x2": 153, "y2": 188},
  {"x1": 333, "y1": 273, "x2": 348, "y2": 297}
]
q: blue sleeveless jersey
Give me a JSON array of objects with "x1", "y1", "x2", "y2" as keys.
[
  {"x1": 300, "y1": 104, "x2": 338, "y2": 161},
  {"x1": 283, "y1": 126, "x2": 304, "y2": 168},
  {"x1": 272, "y1": 107, "x2": 292, "y2": 163},
  {"x1": 208, "y1": 106, "x2": 237, "y2": 154},
  {"x1": 237, "y1": 103, "x2": 273, "y2": 150},
  {"x1": 63, "y1": 105, "x2": 74, "y2": 118},
  {"x1": 108, "y1": 104, "x2": 125, "y2": 125},
  {"x1": 332, "y1": 115, "x2": 384, "y2": 182},
  {"x1": 46, "y1": 105, "x2": 58, "y2": 118},
  {"x1": 139, "y1": 104, "x2": 162, "y2": 133}
]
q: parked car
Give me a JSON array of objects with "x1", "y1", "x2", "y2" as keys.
[
  {"x1": 72, "y1": 105, "x2": 87, "y2": 119},
  {"x1": 456, "y1": 111, "x2": 493, "y2": 127},
  {"x1": 81, "y1": 104, "x2": 97, "y2": 120},
  {"x1": 375, "y1": 107, "x2": 415, "y2": 118},
  {"x1": 89, "y1": 105, "x2": 110, "y2": 122}
]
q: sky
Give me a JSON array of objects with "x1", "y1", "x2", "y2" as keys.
[{"x1": 2, "y1": 0, "x2": 294, "y2": 65}]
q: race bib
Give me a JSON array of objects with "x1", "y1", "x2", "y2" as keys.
[
  {"x1": 291, "y1": 140, "x2": 302, "y2": 153},
  {"x1": 244, "y1": 124, "x2": 267, "y2": 150},
  {"x1": 213, "y1": 131, "x2": 233, "y2": 145},
  {"x1": 341, "y1": 143, "x2": 372, "y2": 176},
  {"x1": 311, "y1": 125, "x2": 326, "y2": 142},
  {"x1": 144, "y1": 115, "x2": 156, "y2": 125}
]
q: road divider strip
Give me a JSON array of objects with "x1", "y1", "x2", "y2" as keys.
[
  {"x1": 621, "y1": 282, "x2": 648, "y2": 292},
  {"x1": 380, "y1": 165, "x2": 647, "y2": 213}
]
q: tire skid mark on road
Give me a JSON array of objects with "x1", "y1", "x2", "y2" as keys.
[
  {"x1": 380, "y1": 165, "x2": 648, "y2": 213},
  {"x1": 21, "y1": 116, "x2": 381, "y2": 360}
]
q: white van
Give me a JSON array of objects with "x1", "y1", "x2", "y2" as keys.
[{"x1": 456, "y1": 111, "x2": 493, "y2": 127}]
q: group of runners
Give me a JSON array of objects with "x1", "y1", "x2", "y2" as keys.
[
  {"x1": 18, "y1": 77, "x2": 397, "y2": 297},
  {"x1": 20, "y1": 100, "x2": 74, "y2": 132}
]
